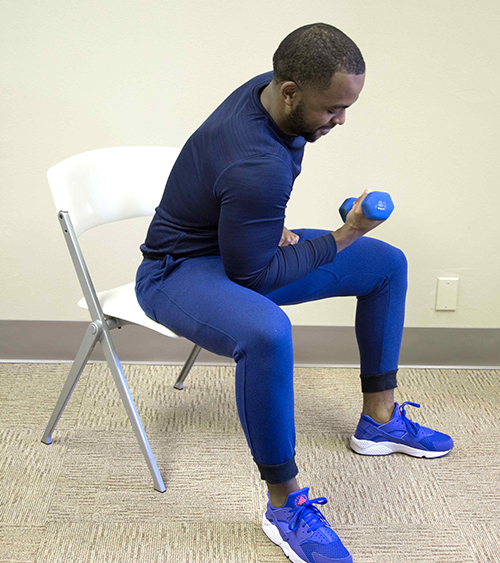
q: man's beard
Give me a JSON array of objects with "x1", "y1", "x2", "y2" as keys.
[{"x1": 286, "y1": 100, "x2": 322, "y2": 143}]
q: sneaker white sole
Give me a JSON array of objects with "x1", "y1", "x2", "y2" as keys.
[
  {"x1": 262, "y1": 514, "x2": 308, "y2": 563},
  {"x1": 262, "y1": 514, "x2": 353, "y2": 563},
  {"x1": 350, "y1": 436, "x2": 451, "y2": 458}
]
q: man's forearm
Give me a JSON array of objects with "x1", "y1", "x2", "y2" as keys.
[{"x1": 330, "y1": 224, "x2": 363, "y2": 253}]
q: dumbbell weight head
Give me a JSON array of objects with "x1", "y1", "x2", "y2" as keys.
[
  {"x1": 339, "y1": 198, "x2": 357, "y2": 223},
  {"x1": 339, "y1": 191, "x2": 394, "y2": 222}
]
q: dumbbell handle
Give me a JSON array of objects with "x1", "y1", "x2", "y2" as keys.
[{"x1": 339, "y1": 191, "x2": 394, "y2": 222}]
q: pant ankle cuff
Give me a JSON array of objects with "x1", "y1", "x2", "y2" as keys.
[
  {"x1": 254, "y1": 455, "x2": 298, "y2": 484},
  {"x1": 361, "y1": 370, "x2": 398, "y2": 393}
]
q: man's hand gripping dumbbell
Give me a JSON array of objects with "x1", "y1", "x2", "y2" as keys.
[{"x1": 330, "y1": 190, "x2": 394, "y2": 252}]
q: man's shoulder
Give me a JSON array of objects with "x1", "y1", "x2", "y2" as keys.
[
  {"x1": 226, "y1": 70, "x2": 273, "y2": 94},
  {"x1": 193, "y1": 71, "x2": 291, "y2": 155}
]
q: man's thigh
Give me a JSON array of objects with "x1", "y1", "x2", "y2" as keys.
[
  {"x1": 266, "y1": 229, "x2": 405, "y2": 306},
  {"x1": 136, "y1": 255, "x2": 289, "y2": 359}
]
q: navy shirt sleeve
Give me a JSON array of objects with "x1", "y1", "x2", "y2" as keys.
[{"x1": 215, "y1": 155, "x2": 338, "y2": 295}]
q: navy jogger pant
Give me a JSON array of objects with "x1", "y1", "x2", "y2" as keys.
[{"x1": 135, "y1": 229, "x2": 408, "y2": 484}]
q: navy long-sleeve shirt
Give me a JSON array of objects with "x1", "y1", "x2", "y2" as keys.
[{"x1": 140, "y1": 71, "x2": 338, "y2": 295}]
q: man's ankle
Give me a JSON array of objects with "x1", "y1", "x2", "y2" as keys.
[
  {"x1": 362, "y1": 389, "x2": 396, "y2": 424},
  {"x1": 362, "y1": 404, "x2": 395, "y2": 424},
  {"x1": 267, "y1": 477, "x2": 300, "y2": 508}
]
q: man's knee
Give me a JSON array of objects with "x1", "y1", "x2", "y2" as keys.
[
  {"x1": 239, "y1": 307, "x2": 292, "y2": 355},
  {"x1": 388, "y1": 245, "x2": 407, "y2": 277},
  {"x1": 365, "y1": 238, "x2": 407, "y2": 278}
]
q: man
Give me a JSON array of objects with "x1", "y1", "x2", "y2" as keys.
[{"x1": 137, "y1": 23, "x2": 453, "y2": 563}]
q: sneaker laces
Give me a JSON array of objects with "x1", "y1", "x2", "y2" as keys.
[
  {"x1": 399, "y1": 401, "x2": 421, "y2": 436},
  {"x1": 290, "y1": 497, "x2": 329, "y2": 532}
]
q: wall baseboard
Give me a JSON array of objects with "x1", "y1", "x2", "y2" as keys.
[{"x1": 1, "y1": 320, "x2": 498, "y2": 368}]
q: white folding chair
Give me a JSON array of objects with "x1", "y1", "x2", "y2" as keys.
[{"x1": 41, "y1": 146, "x2": 203, "y2": 492}]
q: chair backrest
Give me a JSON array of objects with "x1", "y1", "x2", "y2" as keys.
[{"x1": 47, "y1": 146, "x2": 181, "y2": 237}]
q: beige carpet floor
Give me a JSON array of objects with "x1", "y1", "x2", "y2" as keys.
[{"x1": 1, "y1": 362, "x2": 499, "y2": 563}]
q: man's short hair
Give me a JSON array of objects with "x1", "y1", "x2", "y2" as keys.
[{"x1": 272, "y1": 23, "x2": 365, "y2": 92}]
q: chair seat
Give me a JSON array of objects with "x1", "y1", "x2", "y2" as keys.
[{"x1": 78, "y1": 282, "x2": 181, "y2": 338}]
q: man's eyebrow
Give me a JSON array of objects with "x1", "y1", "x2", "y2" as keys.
[{"x1": 328, "y1": 96, "x2": 360, "y2": 110}]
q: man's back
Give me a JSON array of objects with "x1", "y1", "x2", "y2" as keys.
[{"x1": 141, "y1": 71, "x2": 305, "y2": 260}]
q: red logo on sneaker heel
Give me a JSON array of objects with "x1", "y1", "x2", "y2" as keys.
[{"x1": 295, "y1": 494, "x2": 308, "y2": 507}]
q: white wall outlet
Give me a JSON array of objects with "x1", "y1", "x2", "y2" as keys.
[{"x1": 435, "y1": 278, "x2": 459, "y2": 311}]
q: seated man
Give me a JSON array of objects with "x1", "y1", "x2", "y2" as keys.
[{"x1": 136, "y1": 22, "x2": 453, "y2": 563}]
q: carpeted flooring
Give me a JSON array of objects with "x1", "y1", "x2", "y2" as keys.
[{"x1": 1, "y1": 362, "x2": 499, "y2": 562}]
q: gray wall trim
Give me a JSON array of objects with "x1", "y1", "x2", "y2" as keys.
[{"x1": 1, "y1": 320, "x2": 499, "y2": 368}]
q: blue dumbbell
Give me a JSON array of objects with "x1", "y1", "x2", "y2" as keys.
[{"x1": 339, "y1": 191, "x2": 394, "y2": 222}]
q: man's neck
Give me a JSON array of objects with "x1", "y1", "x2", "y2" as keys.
[
  {"x1": 259, "y1": 85, "x2": 271, "y2": 114},
  {"x1": 260, "y1": 84, "x2": 293, "y2": 137}
]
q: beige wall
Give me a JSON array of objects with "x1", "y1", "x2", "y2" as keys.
[{"x1": 1, "y1": 0, "x2": 499, "y2": 328}]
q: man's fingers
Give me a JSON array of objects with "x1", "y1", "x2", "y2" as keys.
[
  {"x1": 279, "y1": 228, "x2": 300, "y2": 246},
  {"x1": 354, "y1": 188, "x2": 371, "y2": 207}
]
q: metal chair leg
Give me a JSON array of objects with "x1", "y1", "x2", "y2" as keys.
[
  {"x1": 173, "y1": 343, "x2": 202, "y2": 390},
  {"x1": 100, "y1": 327, "x2": 166, "y2": 493},
  {"x1": 42, "y1": 321, "x2": 101, "y2": 445}
]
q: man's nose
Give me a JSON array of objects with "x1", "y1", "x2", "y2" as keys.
[{"x1": 332, "y1": 109, "x2": 346, "y2": 126}]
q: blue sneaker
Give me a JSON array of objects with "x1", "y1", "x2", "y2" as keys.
[
  {"x1": 262, "y1": 487, "x2": 352, "y2": 563},
  {"x1": 350, "y1": 401, "x2": 453, "y2": 458}
]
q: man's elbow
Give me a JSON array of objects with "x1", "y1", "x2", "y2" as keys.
[{"x1": 225, "y1": 269, "x2": 268, "y2": 294}]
